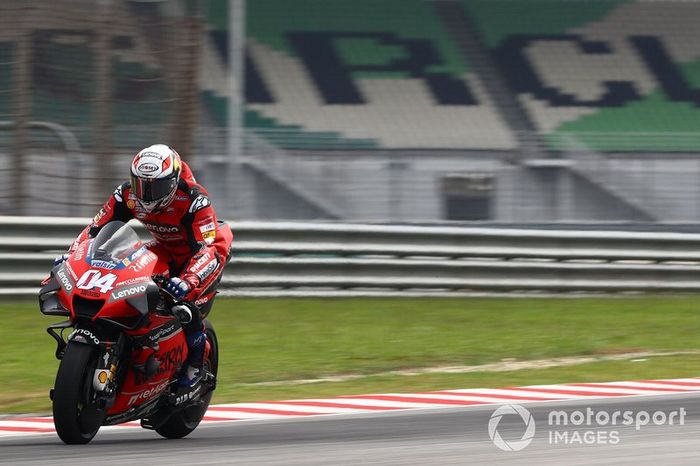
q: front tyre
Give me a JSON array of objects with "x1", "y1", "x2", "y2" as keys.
[
  {"x1": 52, "y1": 342, "x2": 105, "y2": 444},
  {"x1": 155, "y1": 320, "x2": 219, "y2": 439}
]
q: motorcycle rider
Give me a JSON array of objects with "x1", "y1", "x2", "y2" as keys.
[{"x1": 57, "y1": 144, "x2": 233, "y2": 389}]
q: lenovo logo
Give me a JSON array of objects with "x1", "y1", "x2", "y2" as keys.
[
  {"x1": 110, "y1": 284, "x2": 147, "y2": 301},
  {"x1": 144, "y1": 223, "x2": 180, "y2": 234},
  {"x1": 56, "y1": 268, "x2": 73, "y2": 291}
]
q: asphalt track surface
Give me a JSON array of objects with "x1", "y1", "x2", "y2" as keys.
[{"x1": 2, "y1": 393, "x2": 700, "y2": 465}]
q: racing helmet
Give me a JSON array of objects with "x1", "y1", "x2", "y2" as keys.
[{"x1": 130, "y1": 144, "x2": 182, "y2": 213}]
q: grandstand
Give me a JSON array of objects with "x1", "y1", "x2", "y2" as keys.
[
  {"x1": 3, "y1": 0, "x2": 700, "y2": 222},
  {"x1": 203, "y1": 0, "x2": 516, "y2": 150},
  {"x1": 464, "y1": 0, "x2": 700, "y2": 152}
]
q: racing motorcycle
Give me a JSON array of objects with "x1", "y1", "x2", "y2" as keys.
[{"x1": 39, "y1": 221, "x2": 218, "y2": 444}]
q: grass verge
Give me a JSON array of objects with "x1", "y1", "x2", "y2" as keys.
[{"x1": 1, "y1": 296, "x2": 699, "y2": 413}]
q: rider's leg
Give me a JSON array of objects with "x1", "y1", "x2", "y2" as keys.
[
  {"x1": 177, "y1": 310, "x2": 206, "y2": 387},
  {"x1": 176, "y1": 253, "x2": 229, "y2": 387},
  {"x1": 177, "y1": 229, "x2": 232, "y2": 387}
]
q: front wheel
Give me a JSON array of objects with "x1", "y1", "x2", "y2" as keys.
[
  {"x1": 155, "y1": 320, "x2": 219, "y2": 439},
  {"x1": 52, "y1": 342, "x2": 106, "y2": 444}
]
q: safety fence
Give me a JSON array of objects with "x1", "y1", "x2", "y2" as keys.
[{"x1": 2, "y1": 216, "x2": 700, "y2": 297}]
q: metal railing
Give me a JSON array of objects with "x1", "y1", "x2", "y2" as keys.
[{"x1": 2, "y1": 216, "x2": 700, "y2": 297}]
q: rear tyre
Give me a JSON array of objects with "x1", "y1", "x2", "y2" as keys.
[
  {"x1": 155, "y1": 320, "x2": 219, "y2": 439},
  {"x1": 52, "y1": 342, "x2": 105, "y2": 444}
]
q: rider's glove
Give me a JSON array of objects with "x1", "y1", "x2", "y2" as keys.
[
  {"x1": 164, "y1": 277, "x2": 190, "y2": 300},
  {"x1": 172, "y1": 303, "x2": 194, "y2": 324},
  {"x1": 53, "y1": 253, "x2": 70, "y2": 267}
]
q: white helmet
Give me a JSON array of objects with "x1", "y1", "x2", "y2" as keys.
[{"x1": 130, "y1": 144, "x2": 182, "y2": 213}]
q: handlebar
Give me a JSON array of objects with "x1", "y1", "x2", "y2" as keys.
[{"x1": 151, "y1": 274, "x2": 181, "y2": 305}]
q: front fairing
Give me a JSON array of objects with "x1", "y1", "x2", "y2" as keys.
[{"x1": 43, "y1": 221, "x2": 167, "y2": 329}]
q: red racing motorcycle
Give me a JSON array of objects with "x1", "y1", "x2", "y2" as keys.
[{"x1": 39, "y1": 221, "x2": 218, "y2": 444}]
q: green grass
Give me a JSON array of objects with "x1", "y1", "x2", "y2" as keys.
[
  {"x1": 220, "y1": 353, "x2": 700, "y2": 404},
  {"x1": 2, "y1": 296, "x2": 700, "y2": 413}
]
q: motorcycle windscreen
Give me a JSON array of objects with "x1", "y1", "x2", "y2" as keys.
[{"x1": 91, "y1": 221, "x2": 141, "y2": 263}]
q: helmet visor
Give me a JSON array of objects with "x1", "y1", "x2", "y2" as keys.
[{"x1": 130, "y1": 175, "x2": 177, "y2": 203}]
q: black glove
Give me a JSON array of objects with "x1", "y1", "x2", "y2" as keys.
[{"x1": 172, "y1": 302, "x2": 194, "y2": 324}]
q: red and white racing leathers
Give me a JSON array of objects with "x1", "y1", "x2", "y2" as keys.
[{"x1": 71, "y1": 161, "x2": 233, "y2": 308}]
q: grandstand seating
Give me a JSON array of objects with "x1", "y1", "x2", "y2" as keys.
[
  {"x1": 462, "y1": 0, "x2": 700, "y2": 151},
  {"x1": 8, "y1": 0, "x2": 700, "y2": 152},
  {"x1": 204, "y1": 0, "x2": 517, "y2": 150}
]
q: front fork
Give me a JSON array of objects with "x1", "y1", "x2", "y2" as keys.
[
  {"x1": 91, "y1": 334, "x2": 125, "y2": 399},
  {"x1": 47, "y1": 322, "x2": 126, "y2": 410}
]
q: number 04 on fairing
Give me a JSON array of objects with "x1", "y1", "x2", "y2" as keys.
[{"x1": 39, "y1": 221, "x2": 219, "y2": 445}]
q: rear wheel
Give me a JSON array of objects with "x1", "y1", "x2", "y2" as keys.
[
  {"x1": 155, "y1": 320, "x2": 219, "y2": 439},
  {"x1": 52, "y1": 342, "x2": 106, "y2": 444}
]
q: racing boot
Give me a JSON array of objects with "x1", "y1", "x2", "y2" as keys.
[{"x1": 177, "y1": 330, "x2": 206, "y2": 388}]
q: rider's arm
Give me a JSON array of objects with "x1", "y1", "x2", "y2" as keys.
[
  {"x1": 69, "y1": 183, "x2": 134, "y2": 252},
  {"x1": 178, "y1": 192, "x2": 222, "y2": 300}
]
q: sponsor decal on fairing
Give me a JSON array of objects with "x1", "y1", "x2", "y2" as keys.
[
  {"x1": 90, "y1": 259, "x2": 118, "y2": 270},
  {"x1": 126, "y1": 380, "x2": 169, "y2": 406},
  {"x1": 76, "y1": 270, "x2": 118, "y2": 293},
  {"x1": 64, "y1": 261, "x2": 78, "y2": 281},
  {"x1": 130, "y1": 252, "x2": 156, "y2": 272},
  {"x1": 109, "y1": 284, "x2": 147, "y2": 301},
  {"x1": 148, "y1": 322, "x2": 179, "y2": 343},
  {"x1": 73, "y1": 242, "x2": 87, "y2": 261},
  {"x1": 174, "y1": 385, "x2": 203, "y2": 406},
  {"x1": 128, "y1": 246, "x2": 147, "y2": 261},
  {"x1": 69, "y1": 328, "x2": 100, "y2": 345},
  {"x1": 116, "y1": 276, "x2": 150, "y2": 287},
  {"x1": 56, "y1": 268, "x2": 73, "y2": 292}
]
